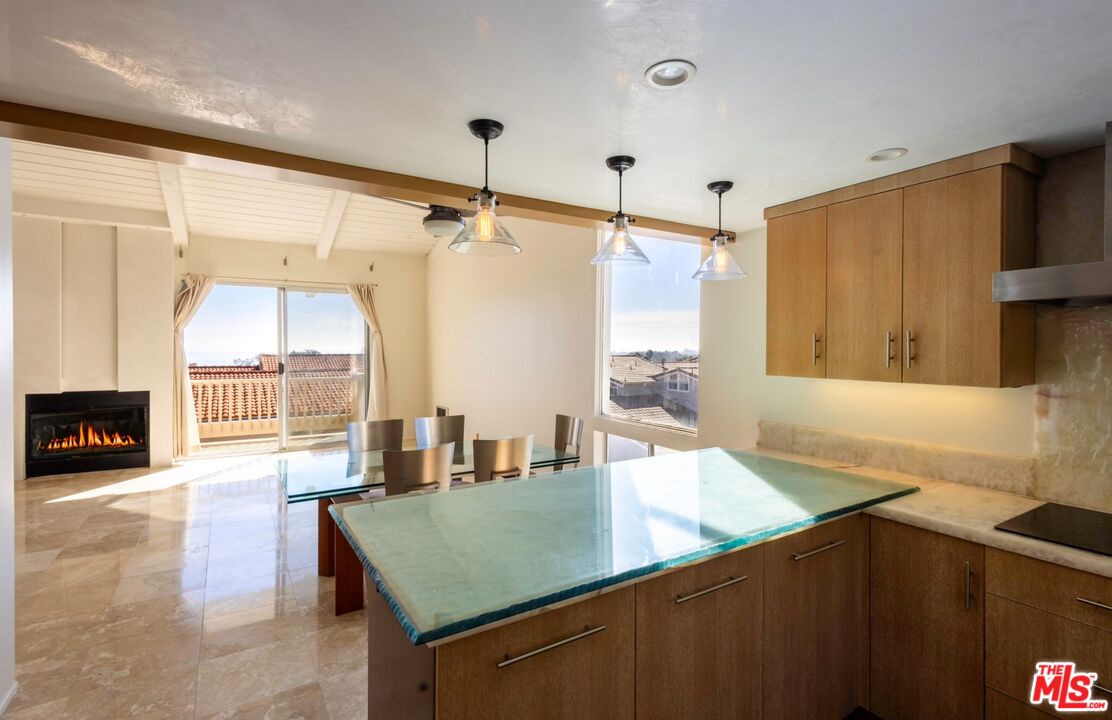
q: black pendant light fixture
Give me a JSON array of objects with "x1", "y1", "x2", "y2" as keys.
[
  {"x1": 692, "y1": 180, "x2": 746, "y2": 281},
  {"x1": 449, "y1": 119, "x2": 521, "y2": 256},
  {"x1": 590, "y1": 156, "x2": 650, "y2": 265}
]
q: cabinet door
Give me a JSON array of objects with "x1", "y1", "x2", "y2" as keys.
[
  {"x1": 636, "y1": 546, "x2": 762, "y2": 720},
  {"x1": 763, "y1": 514, "x2": 868, "y2": 719},
  {"x1": 870, "y1": 518, "x2": 985, "y2": 720},
  {"x1": 903, "y1": 167, "x2": 1004, "y2": 387},
  {"x1": 436, "y1": 587, "x2": 634, "y2": 720},
  {"x1": 767, "y1": 206, "x2": 827, "y2": 378},
  {"x1": 827, "y1": 190, "x2": 903, "y2": 382}
]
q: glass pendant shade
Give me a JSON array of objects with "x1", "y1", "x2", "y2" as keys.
[
  {"x1": 448, "y1": 192, "x2": 521, "y2": 256},
  {"x1": 591, "y1": 215, "x2": 649, "y2": 265},
  {"x1": 693, "y1": 234, "x2": 747, "y2": 281}
]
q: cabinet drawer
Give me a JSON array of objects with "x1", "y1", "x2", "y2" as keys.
[
  {"x1": 763, "y1": 514, "x2": 869, "y2": 719},
  {"x1": 987, "y1": 688, "x2": 1054, "y2": 720},
  {"x1": 436, "y1": 587, "x2": 635, "y2": 720},
  {"x1": 986, "y1": 594, "x2": 1112, "y2": 717},
  {"x1": 636, "y1": 545, "x2": 762, "y2": 720},
  {"x1": 986, "y1": 548, "x2": 1112, "y2": 632}
]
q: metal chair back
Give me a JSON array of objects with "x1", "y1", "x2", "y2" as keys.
[
  {"x1": 346, "y1": 418, "x2": 404, "y2": 453},
  {"x1": 473, "y1": 435, "x2": 534, "y2": 483},
  {"x1": 553, "y1": 414, "x2": 584, "y2": 472},
  {"x1": 414, "y1": 414, "x2": 465, "y2": 449},
  {"x1": 382, "y1": 443, "x2": 455, "y2": 496}
]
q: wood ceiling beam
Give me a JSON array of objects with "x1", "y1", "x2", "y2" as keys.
[
  {"x1": 0, "y1": 101, "x2": 718, "y2": 241},
  {"x1": 156, "y1": 162, "x2": 189, "y2": 246},
  {"x1": 315, "y1": 190, "x2": 351, "y2": 259}
]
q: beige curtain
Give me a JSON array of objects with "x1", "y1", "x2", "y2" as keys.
[
  {"x1": 347, "y1": 284, "x2": 387, "y2": 421},
  {"x1": 173, "y1": 274, "x2": 215, "y2": 457}
]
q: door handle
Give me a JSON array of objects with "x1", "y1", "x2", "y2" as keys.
[
  {"x1": 905, "y1": 330, "x2": 915, "y2": 369},
  {"x1": 792, "y1": 539, "x2": 845, "y2": 561},
  {"x1": 812, "y1": 333, "x2": 822, "y2": 366},
  {"x1": 964, "y1": 561, "x2": 973, "y2": 610},
  {"x1": 1076, "y1": 597, "x2": 1112, "y2": 613},
  {"x1": 496, "y1": 625, "x2": 606, "y2": 669},
  {"x1": 675, "y1": 575, "x2": 749, "y2": 605},
  {"x1": 885, "y1": 331, "x2": 894, "y2": 368}
]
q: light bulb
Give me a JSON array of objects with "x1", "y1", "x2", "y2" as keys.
[
  {"x1": 475, "y1": 206, "x2": 495, "y2": 243},
  {"x1": 612, "y1": 229, "x2": 629, "y2": 254}
]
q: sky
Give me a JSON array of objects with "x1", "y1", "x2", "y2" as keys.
[
  {"x1": 609, "y1": 235, "x2": 701, "y2": 353},
  {"x1": 184, "y1": 285, "x2": 365, "y2": 365}
]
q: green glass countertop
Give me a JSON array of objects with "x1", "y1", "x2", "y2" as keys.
[{"x1": 330, "y1": 448, "x2": 918, "y2": 645}]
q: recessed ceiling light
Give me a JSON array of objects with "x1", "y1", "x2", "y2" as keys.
[
  {"x1": 644, "y1": 59, "x2": 697, "y2": 89},
  {"x1": 867, "y1": 147, "x2": 909, "y2": 162}
]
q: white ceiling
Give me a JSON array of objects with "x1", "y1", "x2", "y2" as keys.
[
  {"x1": 10, "y1": 141, "x2": 434, "y2": 253},
  {"x1": 2, "y1": 1, "x2": 1112, "y2": 231}
]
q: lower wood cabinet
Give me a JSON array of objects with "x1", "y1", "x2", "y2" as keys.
[
  {"x1": 870, "y1": 518, "x2": 985, "y2": 720},
  {"x1": 436, "y1": 587, "x2": 635, "y2": 720},
  {"x1": 763, "y1": 514, "x2": 869, "y2": 719},
  {"x1": 635, "y1": 545, "x2": 763, "y2": 720},
  {"x1": 987, "y1": 688, "x2": 1055, "y2": 720}
]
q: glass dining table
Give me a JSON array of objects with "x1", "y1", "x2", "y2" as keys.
[{"x1": 276, "y1": 440, "x2": 581, "y2": 615}]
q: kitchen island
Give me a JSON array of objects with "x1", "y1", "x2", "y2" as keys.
[{"x1": 331, "y1": 448, "x2": 919, "y2": 719}]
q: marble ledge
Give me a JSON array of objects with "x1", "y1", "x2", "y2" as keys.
[{"x1": 748, "y1": 446, "x2": 1112, "y2": 580}]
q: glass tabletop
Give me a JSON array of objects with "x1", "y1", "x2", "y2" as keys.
[
  {"x1": 330, "y1": 447, "x2": 920, "y2": 645},
  {"x1": 278, "y1": 440, "x2": 579, "y2": 503}
]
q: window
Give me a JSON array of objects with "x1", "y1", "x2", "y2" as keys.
[
  {"x1": 604, "y1": 434, "x2": 678, "y2": 462},
  {"x1": 601, "y1": 234, "x2": 700, "y2": 432}
]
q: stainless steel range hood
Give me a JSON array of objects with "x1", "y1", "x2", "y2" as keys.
[{"x1": 993, "y1": 121, "x2": 1112, "y2": 306}]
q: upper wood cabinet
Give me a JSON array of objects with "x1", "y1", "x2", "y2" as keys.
[
  {"x1": 871, "y1": 518, "x2": 985, "y2": 720},
  {"x1": 903, "y1": 166, "x2": 1036, "y2": 387},
  {"x1": 763, "y1": 144, "x2": 1039, "y2": 388},
  {"x1": 827, "y1": 190, "x2": 904, "y2": 382},
  {"x1": 767, "y1": 206, "x2": 827, "y2": 378}
]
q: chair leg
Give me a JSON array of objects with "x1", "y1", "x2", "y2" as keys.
[
  {"x1": 318, "y1": 498, "x2": 335, "y2": 577},
  {"x1": 334, "y1": 520, "x2": 365, "y2": 615}
]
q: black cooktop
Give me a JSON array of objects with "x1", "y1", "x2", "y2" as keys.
[{"x1": 995, "y1": 503, "x2": 1112, "y2": 557}]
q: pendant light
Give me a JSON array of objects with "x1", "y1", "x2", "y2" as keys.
[
  {"x1": 590, "y1": 156, "x2": 650, "y2": 266},
  {"x1": 692, "y1": 180, "x2": 747, "y2": 281},
  {"x1": 449, "y1": 119, "x2": 521, "y2": 256}
]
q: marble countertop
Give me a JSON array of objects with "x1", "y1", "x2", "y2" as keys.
[
  {"x1": 330, "y1": 448, "x2": 918, "y2": 645},
  {"x1": 748, "y1": 447, "x2": 1112, "y2": 579}
]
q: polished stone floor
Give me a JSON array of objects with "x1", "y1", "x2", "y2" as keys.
[{"x1": 8, "y1": 456, "x2": 366, "y2": 719}]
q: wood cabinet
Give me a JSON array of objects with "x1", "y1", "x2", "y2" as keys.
[
  {"x1": 985, "y1": 548, "x2": 1112, "y2": 633},
  {"x1": 767, "y1": 206, "x2": 827, "y2": 378},
  {"x1": 827, "y1": 190, "x2": 904, "y2": 382},
  {"x1": 763, "y1": 145, "x2": 1038, "y2": 388},
  {"x1": 903, "y1": 166, "x2": 1035, "y2": 387},
  {"x1": 763, "y1": 514, "x2": 868, "y2": 719},
  {"x1": 870, "y1": 518, "x2": 985, "y2": 720},
  {"x1": 635, "y1": 546, "x2": 763, "y2": 720},
  {"x1": 436, "y1": 587, "x2": 635, "y2": 720}
]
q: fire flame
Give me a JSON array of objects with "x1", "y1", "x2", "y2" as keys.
[{"x1": 38, "y1": 421, "x2": 142, "y2": 452}]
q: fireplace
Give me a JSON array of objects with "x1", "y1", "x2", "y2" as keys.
[{"x1": 25, "y1": 390, "x2": 150, "y2": 477}]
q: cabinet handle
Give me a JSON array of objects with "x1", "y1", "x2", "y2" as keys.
[
  {"x1": 905, "y1": 330, "x2": 915, "y2": 369},
  {"x1": 675, "y1": 575, "x2": 749, "y2": 605},
  {"x1": 1077, "y1": 597, "x2": 1112, "y2": 613},
  {"x1": 496, "y1": 625, "x2": 606, "y2": 669},
  {"x1": 885, "y1": 331, "x2": 895, "y2": 368},
  {"x1": 1094, "y1": 683, "x2": 1112, "y2": 696},
  {"x1": 964, "y1": 561, "x2": 973, "y2": 610},
  {"x1": 812, "y1": 333, "x2": 821, "y2": 366},
  {"x1": 792, "y1": 539, "x2": 845, "y2": 561}
]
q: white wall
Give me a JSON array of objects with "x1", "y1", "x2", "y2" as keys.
[
  {"x1": 426, "y1": 216, "x2": 599, "y2": 464},
  {"x1": 1, "y1": 138, "x2": 18, "y2": 714},
  {"x1": 698, "y1": 226, "x2": 1037, "y2": 457},
  {"x1": 13, "y1": 217, "x2": 176, "y2": 476},
  {"x1": 181, "y1": 235, "x2": 428, "y2": 437}
]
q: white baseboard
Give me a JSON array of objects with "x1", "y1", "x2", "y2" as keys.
[{"x1": 0, "y1": 680, "x2": 18, "y2": 716}]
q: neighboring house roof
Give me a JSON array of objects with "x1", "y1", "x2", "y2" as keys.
[
  {"x1": 188, "y1": 353, "x2": 363, "y2": 423},
  {"x1": 609, "y1": 355, "x2": 668, "y2": 385},
  {"x1": 607, "y1": 401, "x2": 690, "y2": 429},
  {"x1": 653, "y1": 366, "x2": 699, "y2": 381}
]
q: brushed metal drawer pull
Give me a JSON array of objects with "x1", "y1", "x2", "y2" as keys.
[
  {"x1": 964, "y1": 561, "x2": 973, "y2": 610},
  {"x1": 1077, "y1": 597, "x2": 1112, "y2": 613},
  {"x1": 675, "y1": 575, "x2": 749, "y2": 605},
  {"x1": 792, "y1": 539, "x2": 846, "y2": 561},
  {"x1": 905, "y1": 330, "x2": 915, "y2": 369},
  {"x1": 812, "y1": 333, "x2": 822, "y2": 366},
  {"x1": 885, "y1": 330, "x2": 894, "y2": 369},
  {"x1": 496, "y1": 625, "x2": 606, "y2": 669},
  {"x1": 1094, "y1": 683, "x2": 1111, "y2": 696}
]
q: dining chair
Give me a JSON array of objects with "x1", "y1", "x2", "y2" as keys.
[
  {"x1": 346, "y1": 418, "x2": 404, "y2": 453},
  {"x1": 383, "y1": 443, "x2": 456, "y2": 496},
  {"x1": 553, "y1": 414, "x2": 584, "y2": 472},
  {"x1": 414, "y1": 414, "x2": 465, "y2": 449},
  {"x1": 473, "y1": 435, "x2": 535, "y2": 483}
]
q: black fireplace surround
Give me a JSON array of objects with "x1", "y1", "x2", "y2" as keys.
[{"x1": 25, "y1": 390, "x2": 150, "y2": 477}]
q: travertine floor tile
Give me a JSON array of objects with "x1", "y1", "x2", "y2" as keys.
[
  {"x1": 319, "y1": 667, "x2": 367, "y2": 720},
  {"x1": 195, "y1": 638, "x2": 318, "y2": 717},
  {"x1": 196, "y1": 681, "x2": 331, "y2": 720}
]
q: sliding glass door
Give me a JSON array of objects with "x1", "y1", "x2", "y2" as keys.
[
  {"x1": 280, "y1": 288, "x2": 368, "y2": 448},
  {"x1": 184, "y1": 282, "x2": 368, "y2": 453}
]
